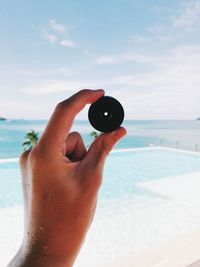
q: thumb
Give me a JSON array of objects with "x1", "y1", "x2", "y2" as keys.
[{"x1": 83, "y1": 127, "x2": 127, "y2": 170}]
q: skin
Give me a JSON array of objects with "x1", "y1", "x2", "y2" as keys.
[{"x1": 8, "y1": 89, "x2": 127, "y2": 267}]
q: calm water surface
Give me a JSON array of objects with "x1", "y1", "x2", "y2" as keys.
[{"x1": 0, "y1": 120, "x2": 200, "y2": 158}]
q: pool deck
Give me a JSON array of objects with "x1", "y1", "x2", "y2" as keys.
[
  {"x1": 1, "y1": 147, "x2": 200, "y2": 266},
  {"x1": 107, "y1": 171, "x2": 200, "y2": 267},
  {"x1": 107, "y1": 229, "x2": 200, "y2": 267}
]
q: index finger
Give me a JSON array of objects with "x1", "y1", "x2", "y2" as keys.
[{"x1": 39, "y1": 89, "x2": 105, "y2": 153}]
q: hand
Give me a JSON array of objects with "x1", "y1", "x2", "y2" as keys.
[{"x1": 9, "y1": 89, "x2": 127, "y2": 267}]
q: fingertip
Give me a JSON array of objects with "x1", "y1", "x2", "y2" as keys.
[
  {"x1": 114, "y1": 127, "x2": 127, "y2": 139},
  {"x1": 88, "y1": 89, "x2": 105, "y2": 104},
  {"x1": 95, "y1": 89, "x2": 105, "y2": 95},
  {"x1": 121, "y1": 126, "x2": 127, "y2": 136}
]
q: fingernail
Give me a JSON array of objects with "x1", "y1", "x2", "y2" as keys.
[
  {"x1": 96, "y1": 89, "x2": 105, "y2": 94},
  {"x1": 114, "y1": 127, "x2": 127, "y2": 138}
]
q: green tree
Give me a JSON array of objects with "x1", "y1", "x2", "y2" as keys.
[
  {"x1": 22, "y1": 129, "x2": 39, "y2": 151},
  {"x1": 90, "y1": 131, "x2": 99, "y2": 140}
]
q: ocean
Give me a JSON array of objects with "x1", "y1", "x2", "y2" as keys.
[{"x1": 0, "y1": 120, "x2": 200, "y2": 159}]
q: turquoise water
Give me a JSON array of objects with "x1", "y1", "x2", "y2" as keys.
[
  {"x1": 1, "y1": 149, "x2": 200, "y2": 208},
  {"x1": 0, "y1": 161, "x2": 22, "y2": 208},
  {"x1": 1, "y1": 120, "x2": 200, "y2": 159},
  {"x1": 1, "y1": 120, "x2": 200, "y2": 209}
]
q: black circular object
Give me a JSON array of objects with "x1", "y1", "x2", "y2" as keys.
[{"x1": 88, "y1": 96, "x2": 124, "y2": 133}]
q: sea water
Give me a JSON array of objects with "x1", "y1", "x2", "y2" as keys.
[{"x1": 0, "y1": 120, "x2": 200, "y2": 159}]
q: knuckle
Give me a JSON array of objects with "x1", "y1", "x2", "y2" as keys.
[
  {"x1": 55, "y1": 89, "x2": 91, "y2": 113},
  {"x1": 71, "y1": 89, "x2": 88, "y2": 102},
  {"x1": 28, "y1": 146, "x2": 42, "y2": 165},
  {"x1": 19, "y1": 149, "x2": 31, "y2": 165},
  {"x1": 55, "y1": 101, "x2": 66, "y2": 111},
  {"x1": 55, "y1": 99, "x2": 73, "y2": 113},
  {"x1": 70, "y1": 131, "x2": 81, "y2": 138},
  {"x1": 79, "y1": 89, "x2": 90, "y2": 95}
]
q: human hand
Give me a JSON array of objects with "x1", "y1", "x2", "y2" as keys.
[{"x1": 9, "y1": 89, "x2": 127, "y2": 267}]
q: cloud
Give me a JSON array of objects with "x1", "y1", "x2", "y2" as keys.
[
  {"x1": 173, "y1": 0, "x2": 200, "y2": 31},
  {"x1": 131, "y1": 35, "x2": 172, "y2": 43},
  {"x1": 105, "y1": 45, "x2": 200, "y2": 87},
  {"x1": 96, "y1": 53, "x2": 155, "y2": 65},
  {"x1": 18, "y1": 67, "x2": 76, "y2": 78},
  {"x1": 94, "y1": 45, "x2": 200, "y2": 119},
  {"x1": 96, "y1": 56, "x2": 115, "y2": 64},
  {"x1": 44, "y1": 19, "x2": 77, "y2": 48},
  {"x1": 22, "y1": 79, "x2": 99, "y2": 95},
  {"x1": 60, "y1": 39, "x2": 77, "y2": 48},
  {"x1": 3, "y1": 43, "x2": 200, "y2": 119},
  {"x1": 21, "y1": 45, "x2": 200, "y2": 116},
  {"x1": 49, "y1": 19, "x2": 66, "y2": 34}
]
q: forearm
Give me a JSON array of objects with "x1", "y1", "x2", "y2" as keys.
[{"x1": 8, "y1": 246, "x2": 73, "y2": 267}]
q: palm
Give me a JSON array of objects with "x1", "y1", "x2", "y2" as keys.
[{"x1": 22, "y1": 130, "x2": 39, "y2": 151}]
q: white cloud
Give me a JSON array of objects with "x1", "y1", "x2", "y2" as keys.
[
  {"x1": 44, "y1": 19, "x2": 77, "y2": 48},
  {"x1": 105, "y1": 45, "x2": 200, "y2": 87},
  {"x1": 173, "y1": 0, "x2": 200, "y2": 31},
  {"x1": 131, "y1": 35, "x2": 172, "y2": 43},
  {"x1": 94, "y1": 45, "x2": 200, "y2": 119},
  {"x1": 21, "y1": 45, "x2": 200, "y2": 119},
  {"x1": 18, "y1": 67, "x2": 76, "y2": 77},
  {"x1": 96, "y1": 56, "x2": 115, "y2": 64},
  {"x1": 60, "y1": 39, "x2": 77, "y2": 48},
  {"x1": 23, "y1": 79, "x2": 98, "y2": 95},
  {"x1": 49, "y1": 19, "x2": 66, "y2": 34},
  {"x1": 96, "y1": 53, "x2": 155, "y2": 65}
]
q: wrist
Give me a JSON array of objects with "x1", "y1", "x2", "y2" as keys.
[{"x1": 8, "y1": 244, "x2": 73, "y2": 267}]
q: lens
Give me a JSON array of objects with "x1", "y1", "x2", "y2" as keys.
[
  {"x1": 88, "y1": 96, "x2": 124, "y2": 132},
  {"x1": 100, "y1": 110, "x2": 112, "y2": 120}
]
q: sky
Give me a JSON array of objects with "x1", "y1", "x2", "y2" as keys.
[{"x1": 0, "y1": 0, "x2": 200, "y2": 120}]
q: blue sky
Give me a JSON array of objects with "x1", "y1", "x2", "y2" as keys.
[{"x1": 0, "y1": 0, "x2": 200, "y2": 120}]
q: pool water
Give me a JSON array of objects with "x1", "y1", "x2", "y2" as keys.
[{"x1": 1, "y1": 148, "x2": 200, "y2": 208}]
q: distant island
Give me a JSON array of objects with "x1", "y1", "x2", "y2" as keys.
[
  {"x1": 0, "y1": 117, "x2": 6, "y2": 121},
  {"x1": 197, "y1": 118, "x2": 200, "y2": 121}
]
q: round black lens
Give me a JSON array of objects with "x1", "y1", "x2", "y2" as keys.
[{"x1": 88, "y1": 96, "x2": 124, "y2": 132}]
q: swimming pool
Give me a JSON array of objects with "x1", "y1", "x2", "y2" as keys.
[
  {"x1": 1, "y1": 147, "x2": 200, "y2": 267},
  {"x1": 1, "y1": 147, "x2": 200, "y2": 209}
]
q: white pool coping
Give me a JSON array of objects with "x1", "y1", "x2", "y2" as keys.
[
  {"x1": 112, "y1": 146, "x2": 200, "y2": 156},
  {"x1": 0, "y1": 158, "x2": 19, "y2": 163}
]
